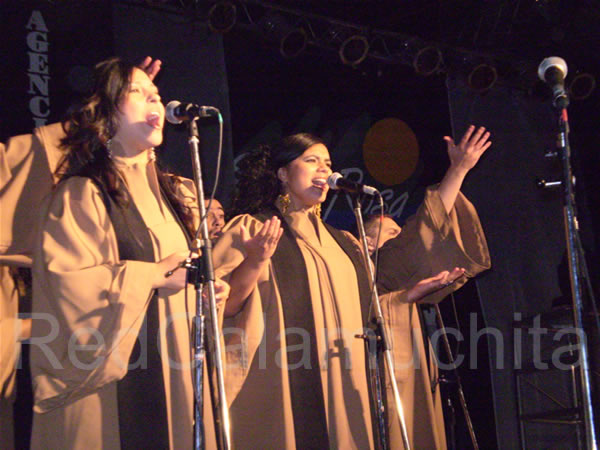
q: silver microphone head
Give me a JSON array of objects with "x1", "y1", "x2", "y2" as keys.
[
  {"x1": 327, "y1": 172, "x2": 343, "y2": 190},
  {"x1": 165, "y1": 100, "x2": 183, "y2": 125},
  {"x1": 538, "y1": 56, "x2": 568, "y2": 82}
]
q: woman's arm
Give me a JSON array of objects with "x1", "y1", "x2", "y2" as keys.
[
  {"x1": 438, "y1": 125, "x2": 491, "y2": 213},
  {"x1": 224, "y1": 217, "x2": 283, "y2": 317}
]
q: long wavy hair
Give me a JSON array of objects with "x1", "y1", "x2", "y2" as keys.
[
  {"x1": 55, "y1": 57, "x2": 195, "y2": 236},
  {"x1": 229, "y1": 133, "x2": 325, "y2": 217}
]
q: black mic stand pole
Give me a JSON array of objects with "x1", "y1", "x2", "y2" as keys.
[
  {"x1": 555, "y1": 103, "x2": 598, "y2": 449},
  {"x1": 433, "y1": 303, "x2": 479, "y2": 449},
  {"x1": 185, "y1": 118, "x2": 231, "y2": 450},
  {"x1": 352, "y1": 193, "x2": 411, "y2": 450}
]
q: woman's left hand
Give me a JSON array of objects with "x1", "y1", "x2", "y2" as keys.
[{"x1": 443, "y1": 125, "x2": 491, "y2": 174}]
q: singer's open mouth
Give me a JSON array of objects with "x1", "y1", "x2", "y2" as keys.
[
  {"x1": 146, "y1": 112, "x2": 162, "y2": 129},
  {"x1": 313, "y1": 178, "x2": 327, "y2": 189}
]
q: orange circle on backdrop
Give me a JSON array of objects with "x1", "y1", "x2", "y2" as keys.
[{"x1": 363, "y1": 118, "x2": 419, "y2": 186}]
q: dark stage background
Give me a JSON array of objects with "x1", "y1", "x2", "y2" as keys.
[{"x1": 2, "y1": 1, "x2": 599, "y2": 449}]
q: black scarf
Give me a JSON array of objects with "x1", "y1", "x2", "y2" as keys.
[{"x1": 255, "y1": 208, "x2": 374, "y2": 449}]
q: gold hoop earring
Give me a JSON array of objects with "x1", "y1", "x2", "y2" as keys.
[
  {"x1": 277, "y1": 193, "x2": 290, "y2": 214},
  {"x1": 314, "y1": 203, "x2": 321, "y2": 219}
]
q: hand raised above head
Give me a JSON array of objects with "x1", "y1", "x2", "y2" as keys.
[
  {"x1": 138, "y1": 56, "x2": 162, "y2": 81},
  {"x1": 443, "y1": 125, "x2": 491, "y2": 174},
  {"x1": 240, "y1": 216, "x2": 284, "y2": 264}
]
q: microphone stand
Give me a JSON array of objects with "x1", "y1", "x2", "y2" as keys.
[
  {"x1": 352, "y1": 193, "x2": 411, "y2": 450},
  {"x1": 554, "y1": 105, "x2": 598, "y2": 449},
  {"x1": 185, "y1": 118, "x2": 231, "y2": 450},
  {"x1": 433, "y1": 303, "x2": 479, "y2": 449}
]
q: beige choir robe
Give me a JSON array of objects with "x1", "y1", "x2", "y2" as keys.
[
  {"x1": 212, "y1": 187, "x2": 490, "y2": 449},
  {"x1": 378, "y1": 187, "x2": 491, "y2": 449},
  {"x1": 0, "y1": 123, "x2": 65, "y2": 448},
  {"x1": 29, "y1": 149, "x2": 215, "y2": 449}
]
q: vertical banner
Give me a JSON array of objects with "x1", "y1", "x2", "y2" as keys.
[{"x1": 1, "y1": 0, "x2": 114, "y2": 141}]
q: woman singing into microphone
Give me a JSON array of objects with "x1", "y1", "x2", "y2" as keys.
[
  {"x1": 212, "y1": 131, "x2": 491, "y2": 448},
  {"x1": 29, "y1": 57, "x2": 229, "y2": 449}
]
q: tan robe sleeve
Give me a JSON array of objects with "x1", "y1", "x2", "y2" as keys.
[
  {"x1": 0, "y1": 267, "x2": 19, "y2": 401},
  {"x1": 0, "y1": 123, "x2": 65, "y2": 265},
  {"x1": 1, "y1": 123, "x2": 64, "y2": 402},
  {"x1": 211, "y1": 214, "x2": 275, "y2": 404},
  {"x1": 377, "y1": 186, "x2": 491, "y2": 303},
  {"x1": 30, "y1": 177, "x2": 159, "y2": 413}
]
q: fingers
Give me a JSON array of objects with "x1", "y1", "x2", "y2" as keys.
[
  {"x1": 214, "y1": 278, "x2": 231, "y2": 303},
  {"x1": 257, "y1": 217, "x2": 281, "y2": 245},
  {"x1": 441, "y1": 267, "x2": 466, "y2": 286},
  {"x1": 456, "y1": 125, "x2": 491, "y2": 150},
  {"x1": 242, "y1": 217, "x2": 283, "y2": 262},
  {"x1": 479, "y1": 138, "x2": 492, "y2": 154},
  {"x1": 202, "y1": 279, "x2": 231, "y2": 304},
  {"x1": 138, "y1": 56, "x2": 152, "y2": 70},
  {"x1": 467, "y1": 126, "x2": 491, "y2": 151},
  {"x1": 459, "y1": 125, "x2": 475, "y2": 147},
  {"x1": 443, "y1": 136, "x2": 455, "y2": 149},
  {"x1": 275, "y1": 226, "x2": 284, "y2": 243},
  {"x1": 470, "y1": 126, "x2": 486, "y2": 145},
  {"x1": 240, "y1": 224, "x2": 250, "y2": 244},
  {"x1": 138, "y1": 56, "x2": 162, "y2": 80}
]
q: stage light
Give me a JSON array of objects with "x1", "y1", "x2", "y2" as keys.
[
  {"x1": 412, "y1": 46, "x2": 442, "y2": 76},
  {"x1": 467, "y1": 63, "x2": 498, "y2": 93},
  {"x1": 259, "y1": 11, "x2": 308, "y2": 59},
  {"x1": 339, "y1": 35, "x2": 370, "y2": 67},
  {"x1": 280, "y1": 27, "x2": 307, "y2": 59},
  {"x1": 568, "y1": 72, "x2": 596, "y2": 101},
  {"x1": 208, "y1": 1, "x2": 237, "y2": 33}
]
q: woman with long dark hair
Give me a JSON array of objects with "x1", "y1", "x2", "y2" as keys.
[
  {"x1": 213, "y1": 130, "x2": 491, "y2": 448},
  {"x1": 29, "y1": 57, "x2": 228, "y2": 449}
]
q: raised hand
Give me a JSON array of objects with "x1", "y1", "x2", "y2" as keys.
[
  {"x1": 240, "y1": 216, "x2": 284, "y2": 263},
  {"x1": 224, "y1": 217, "x2": 284, "y2": 317},
  {"x1": 443, "y1": 125, "x2": 491, "y2": 174},
  {"x1": 138, "y1": 56, "x2": 162, "y2": 81},
  {"x1": 406, "y1": 267, "x2": 465, "y2": 303}
]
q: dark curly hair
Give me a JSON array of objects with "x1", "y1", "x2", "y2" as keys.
[
  {"x1": 229, "y1": 133, "x2": 325, "y2": 217},
  {"x1": 55, "y1": 57, "x2": 195, "y2": 237}
]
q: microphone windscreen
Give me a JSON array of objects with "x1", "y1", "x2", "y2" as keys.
[
  {"x1": 327, "y1": 172, "x2": 343, "y2": 189},
  {"x1": 165, "y1": 100, "x2": 182, "y2": 125}
]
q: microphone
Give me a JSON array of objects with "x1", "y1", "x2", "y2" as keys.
[
  {"x1": 165, "y1": 100, "x2": 219, "y2": 124},
  {"x1": 327, "y1": 172, "x2": 378, "y2": 196},
  {"x1": 537, "y1": 57, "x2": 569, "y2": 109}
]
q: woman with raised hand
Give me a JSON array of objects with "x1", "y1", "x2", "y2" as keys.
[
  {"x1": 29, "y1": 57, "x2": 228, "y2": 449},
  {"x1": 212, "y1": 130, "x2": 490, "y2": 449}
]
